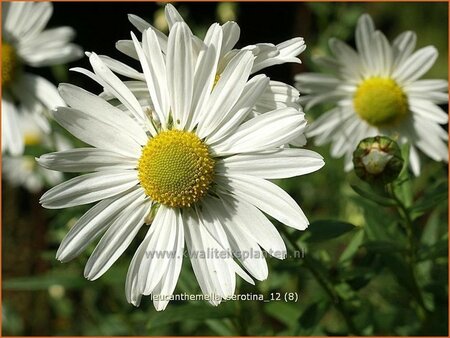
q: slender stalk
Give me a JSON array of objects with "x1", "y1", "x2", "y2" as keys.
[
  {"x1": 280, "y1": 228, "x2": 359, "y2": 336},
  {"x1": 388, "y1": 184, "x2": 428, "y2": 318}
]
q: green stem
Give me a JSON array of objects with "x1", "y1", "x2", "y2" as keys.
[
  {"x1": 388, "y1": 184, "x2": 428, "y2": 318},
  {"x1": 280, "y1": 228, "x2": 359, "y2": 336}
]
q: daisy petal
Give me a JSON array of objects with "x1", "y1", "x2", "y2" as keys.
[
  {"x1": 392, "y1": 46, "x2": 438, "y2": 84},
  {"x1": 212, "y1": 107, "x2": 306, "y2": 155},
  {"x1": 40, "y1": 170, "x2": 138, "y2": 209},
  {"x1": 58, "y1": 83, "x2": 148, "y2": 145},
  {"x1": 188, "y1": 23, "x2": 223, "y2": 131},
  {"x1": 37, "y1": 148, "x2": 138, "y2": 172},
  {"x1": 2, "y1": 96, "x2": 24, "y2": 156},
  {"x1": 197, "y1": 50, "x2": 254, "y2": 138},
  {"x1": 167, "y1": 22, "x2": 194, "y2": 129},
  {"x1": 56, "y1": 187, "x2": 145, "y2": 262},
  {"x1": 84, "y1": 194, "x2": 149, "y2": 280},
  {"x1": 218, "y1": 148, "x2": 324, "y2": 179},
  {"x1": 53, "y1": 106, "x2": 143, "y2": 158},
  {"x1": 206, "y1": 75, "x2": 269, "y2": 144},
  {"x1": 217, "y1": 174, "x2": 309, "y2": 230}
]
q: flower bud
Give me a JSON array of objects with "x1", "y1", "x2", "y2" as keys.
[{"x1": 353, "y1": 136, "x2": 404, "y2": 184}]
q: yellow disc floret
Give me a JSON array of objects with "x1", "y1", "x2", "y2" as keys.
[
  {"x1": 353, "y1": 77, "x2": 408, "y2": 127},
  {"x1": 2, "y1": 43, "x2": 19, "y2": 88},
  {"x1": 138, "y1": 130, "x2": 215, "y2": 208}
]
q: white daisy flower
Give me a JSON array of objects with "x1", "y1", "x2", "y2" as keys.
[
  {"x1": 295, "y1": 14, "x2": 448, "y2": 175},
  {"x1": 2, "y1": 2, "x2": 83, "y2": 156},
  {"x1": 95, "y1": 4, "x2": 306, "y2": 145},
  {"x1": 2, "y1": 112, "x2": 69, "y2": 193},
  {"x1": 3, "y1": 155, "x2": 63, "y2": 193},
  {"x1": 38, "y1": 22, "x2": 324, "y2": 311}
]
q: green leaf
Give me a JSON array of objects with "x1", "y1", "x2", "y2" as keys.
[
  {"x1": 305, "y1": 220, "x2": 357, "y2": 242},
  {"x1": 418, "y1": 238, "x2": 448, "y2": 261},
  {"x1": 362, "y1": 241, "x2": 406, "y2": 254},
  {"x1": 265, "y1": 302, "x2": 300, "y2": 328},
  {"x1": 147, "y1": 302, "x2": 235, "y2": 329},
  {"x1": 339, "y1": 229, "x2": 364, "y2": 263},
  {"x1": 297, "y1": 301, "x2": 330, "y2": 331},
  {"x1": 409, "y1": 182, "x2": 448, "y2": 218},
  {"x1": 351, "y1": 184, "x2": 397, "y2": 207}
]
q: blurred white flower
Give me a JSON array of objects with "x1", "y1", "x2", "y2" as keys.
[
  {"x1": 2, "y1": 2, "x2": 83, "y2": 155},
  {"x1": 2, "y1": 112, "x2": 70, "y2": 193},
  {"x1": 296, "y1": 14, "x2": 448, "y2": 175},
  {"x1": 38, "y1": 22, "x2": 323, "y2": 310}
]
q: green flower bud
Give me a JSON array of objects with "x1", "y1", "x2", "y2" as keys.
[{"x1": 353, "y1": 136, "x2": 404, "y2": 185}]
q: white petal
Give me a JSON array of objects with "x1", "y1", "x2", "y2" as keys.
[
  {"x1": 56, "y1": 187, "x2": 145, "y2": 262},
  {"x1": 152, "y1": 210, "x2": 184, "y2": 311},
  {"x1": 21, "y1": 74, "x2": 65, "y2": 109},
  {"x1": 40, "y1": 170, "x2": 138, "y2": 209},
  {"x1": 405, "y1": 79, "x2": 448, "y2": 104},
  {"x1": 392, "y1": 46, "x2": 438, "y2": 84},
  {"x1": 37, "y1": 148, "x2": 138, "y2": 172},
  {"x1": 97, "y1": 54, "x2": 144, "y2": 80},
  {"x1": 132, "y1": 30, "x2": 169, "y2": 127},
  {"x1": 164, "y1": 4, "x2": 185, "y2": 28},
  {"x1": 328, "y1": 38, "x2": 363, "y2": 82},
  {"x1": 196, "y1": 50, "x2": 254, "y2": 138},
  {"x1": 84, "y1": 195, "x2": 149, "y2": 280},
  {"x1": 409, "y1": 99, "x2": 448, "y2": 124},
  {"x1": 58, "y1": 83, "x2": 148, "y2": 145},
  {"x1": 220, "y1": 21, "x2": 240, "y2": 57},
  {"x1": 372, "y1": 31, "x2": 393, "y2": 77},
  {"x1": 167, "y1": 22, "x2": 194, "y2": 129},
  {"x1": 116, "y1": 40, "x2": 139, "y2": 60},
  {"x1": 184, "y1": 208, "x2": 236, "y2": 303},
  {"x1": 252, "y1": 37, "x2": 305, "y2": 73},
  {"x1": 220, "y1": 193, "x2": 287, "y2": 259},
  {"x1": 409, "y1": 144, "x2": 421, "y2": 176},
  {"x1": 217, "y1": 174, "x2": 309, "y2": 230},
  {"x1": 392, "y1": 31, "x2": 416, "y2": 69},
  {"x1": 218, "y1": 148, "x2": 324, "y2": 179},
  {"x1": 187, "y1": 23, "x2": 223, "y2": 131},
  {"x1": 1, "y1": 97, "x2": 24, "y2": 155},
  {"x1": 212, "y1": 107, "x2": 306, "y2": 155},
  {"x1": 53, "y1": 106, "x2": 143, "y2": 158},
  {"x1": 355, "y1": 14, "x2": 376, "y2": 72},
  {"x1": 255, "y1": 80, "x2": 300, "y2": 113},
  {"x1": 139, "y1": 206, "x2": 178, "y2": 295},
  {"x1": 89, "y1": 53, "x2": 147, "y2": 125},
  {"x1": 204, "y1": 197, "x2": 269, "y2": 280},
  {"x1": 207, "y1": 74, "x2": 269, "y2": 144}
]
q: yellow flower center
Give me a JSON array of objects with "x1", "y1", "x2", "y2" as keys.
[
  {"x1": 138, "y1": 130, "x2": 215, "y2": 208},
  {"x1": 2, "y1": 43, "x2": 19, "y2": 88},
  {"x1": 24, "y1": 132, "x2": 42, "y2": 146},
  {"x1": 353, "y1": 77, "x2": 408, "y2": 127}
]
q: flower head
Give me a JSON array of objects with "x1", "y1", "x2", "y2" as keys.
[
  {"x1": 296, "y1": 14, "x2": 448, "y2": 176},
  {"x1": 2, "y1": 2, "x2": 83, "y2": 156},
  {"x1": 353, "y1": 136, "x2": 404, "y2": 184},
  {"x1": 38, "y1": 21, "x2": 324, "y2": 311}
]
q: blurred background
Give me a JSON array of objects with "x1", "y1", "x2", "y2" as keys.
[{"x1": 2, "y1": 2, "x2": 448, "y2": 336}]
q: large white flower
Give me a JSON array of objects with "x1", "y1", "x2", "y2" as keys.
[
  {"x1": 38, "y1": 22, "x2": 324, "y2": 311},
  {"x1": 295, "y1": 14, "x2": 448, "y2": 175},
  {"x1": 96, "y1": 4, "x2": 306, "y2": 145},
  {"x1": 2, "y1": 2, "x2": 83, "y2": 155}
]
